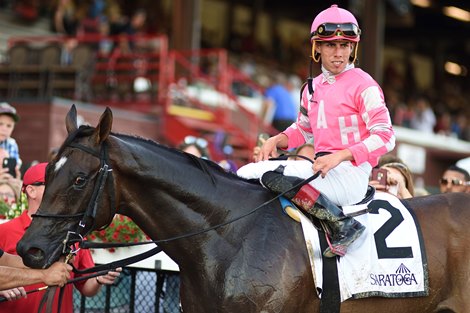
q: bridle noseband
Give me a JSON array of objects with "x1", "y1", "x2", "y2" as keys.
[{"x1": 32, "y1": 141, "x2": 116, "y2": 254}]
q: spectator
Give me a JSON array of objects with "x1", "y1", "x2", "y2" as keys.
[
  {"x1": 285, "y1": 74, "x2": 303, "y2": 114},
  {"x1": 439, "y1": 165, "x2": 469, "y2": 193},
  {"x1": 60, "y1": 37, "x2": 78, "y2": 65},
  {"x1": 0, "y1": 103, "x2": 21, "y2": 168},
  {"x1": 238, "y1": 4, "x2": 395, "y2": 258},
  {"x1": 434, "y1": 111, "x2": 453, "y2": 136},
  {"x1": 456, "y1": 157, "x2": 470, "y2": 174},
  {"x1": 0, "y1": 163, "x2": 121, "y2": 312},
  {"x1": 385, "y1": 88, "x2": 411, "y2": 127},
  {"x1": 291, "y1": 142, "x2": 315, "y2": 161},
  {"x1": 110, "y1": 8, "x2": 147, "y2": 36},
  {"x1": 370, "y1": 161, "x2": 414, "y2": 199},
  {"x1": 0, "y1": 147, "x2": 22, "y2": 197},
  {"x1": 0, "y1": 249, "x2": 71, "y2": 292},
  {"x1": 53, "y1": 0, "x2": 88, "y2": 36},
  {"x1": 178, "y1": 136, "x2": 211, "y2": 160},
  {"x1": 451, "y1": 114, "x2": 468, "y2": 140},
  {"x1": 0, "y1": 178, "x2": 20, "y2": 206},
  {"x1": 109, "y1": 9, "x2": 147, "y2": 54},
  {"x1": 409, "y1": 94, "x2": 436, "y2": 134},
  {"x1": 265, "y1": 72, "x2": 297, "y2": 132}
]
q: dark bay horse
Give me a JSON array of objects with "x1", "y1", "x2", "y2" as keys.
[{"x1": 18, "y1": 106, "x2": 470, "y2": 313}]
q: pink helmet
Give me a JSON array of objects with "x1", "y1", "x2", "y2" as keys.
[{"x1": 310, "y1": 4, "x2": 361, "y2": 43}]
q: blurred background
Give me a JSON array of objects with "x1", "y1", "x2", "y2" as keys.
[
  {"x1": 1, "y1": 0, "x2": 469, "y2": 192},
  {"x1": 0, "y1": 1, "x2": 468, "y2": 312}
]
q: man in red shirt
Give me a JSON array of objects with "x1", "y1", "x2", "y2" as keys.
[{"x1": 0, "y1": 163, "x2": 121, "y2": 313}]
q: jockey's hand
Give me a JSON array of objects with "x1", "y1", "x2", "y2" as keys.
[
  {"x1": 256, "y1": 134, "x2": 288, "y2": 162},
  {"x1": 313, "y1": 150, "x2": 352, "y2": 178},
  {"x1": 256, "y1": 137, "x2": 279, "y2": 161}
]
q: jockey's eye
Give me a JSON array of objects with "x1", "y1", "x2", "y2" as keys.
[{"x1": 74, "y1": 176, "x2": 87, "y2": 188}]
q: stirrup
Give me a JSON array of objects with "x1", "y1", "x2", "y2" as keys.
[
  {"x1": 322, "y1": 225, "x2": 365, "y2": 258},
  {"x1": 323, "y1": 234, "x2": 347, "y2": 258}
]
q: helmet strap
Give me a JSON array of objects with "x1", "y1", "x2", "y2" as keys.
[
  {"x1": 311, "y1": 42, "x2": 321, "y2": 63},
  {"x1": 349, "y1": 43, "x2": 359, "y2": 64},
  {"x1": 309, "y1": 58, "x2": 314, "y2": 78}
]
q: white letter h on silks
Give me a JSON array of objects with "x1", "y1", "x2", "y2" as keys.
[{"x1": 339, "y1": 115, "x2": 360, "y2": 145}]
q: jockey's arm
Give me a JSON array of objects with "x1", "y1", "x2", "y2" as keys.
[{"x1": 313, "y1": 149, "x2": 353, "y2": 178}]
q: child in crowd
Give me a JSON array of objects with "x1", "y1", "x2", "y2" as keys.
[{"x1": 0, "y1": 103, "x2": 21, "y2": 168}]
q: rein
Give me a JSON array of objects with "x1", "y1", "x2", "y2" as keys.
[
  {"x1": 82, "y1": 154, "x2": 318, "y2": 247},
  {"x1": 28, "y1": 138, "x2": 319, "y2": 313},
  {"x1": 31, "y1": 139, "x2": 320, "y2": 286}
]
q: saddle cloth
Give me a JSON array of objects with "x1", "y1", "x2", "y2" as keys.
[{"x1": 290, "y1": 192, "x2": 429, "y2": 301}]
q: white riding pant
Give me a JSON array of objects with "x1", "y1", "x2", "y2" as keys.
[{"x1": 237, "y1": 160, "x2": 371, "y2": 206}]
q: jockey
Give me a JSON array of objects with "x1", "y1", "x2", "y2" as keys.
[{"x1": 237, "y1": 4, "x2": 395, "y2": 257}]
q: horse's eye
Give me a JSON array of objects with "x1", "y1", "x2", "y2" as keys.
[{"x1": 74, "y1": 176, "x2": 87, "y2": 188}]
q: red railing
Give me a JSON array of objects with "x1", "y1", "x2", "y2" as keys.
[
  {"x1": 5, "y1": 34, "x2": 168, "y2": 110},
  {"x1": 3, "y1": 35, "x2": 274, "y2": 163},
  {"x1": 164, "y1": 49, "x2": 273, "y2": 155}
]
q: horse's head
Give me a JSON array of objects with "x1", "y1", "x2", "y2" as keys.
[{"x1": 17, "y1": 105, "x2": 116, "y2": 268}]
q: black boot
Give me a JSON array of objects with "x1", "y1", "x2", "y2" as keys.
[
  {"x1": 261, "y1": 169, "x2": 365, "y2": 258},
  {"x1": 314, "y1": 194, "x2": 365, "y2": 258}
]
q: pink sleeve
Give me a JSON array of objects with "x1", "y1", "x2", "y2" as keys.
[{"x1": 348, "y1": 86, "x2": 395, "y2": 166}]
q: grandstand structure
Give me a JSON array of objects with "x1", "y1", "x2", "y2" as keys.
[
  {"x1": 1, "y1": 2, "x2": 469, "y2": 192},
  {"x1": 3, "y1": 31, "x2": 276, "y2": 167}
]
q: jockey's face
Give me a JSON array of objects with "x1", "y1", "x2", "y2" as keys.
[{"x1": 315, "y1": 40, "x2": 354, "y2": 75}]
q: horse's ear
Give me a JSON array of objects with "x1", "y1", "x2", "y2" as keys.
[
  {"x1": 65, "y1": 104, "x2": 78, "y2": 134},
  {"x1": 93, "y1": 107, "x2": 113, "y2": 144}
]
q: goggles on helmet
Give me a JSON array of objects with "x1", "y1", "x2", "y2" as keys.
[{"x1": 311, "y1": 23, "x2": 361, "y2": 40}]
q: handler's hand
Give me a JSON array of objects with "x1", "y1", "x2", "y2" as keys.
[
  {"x1": 0, "y1": 287, "x2": 26, "y2": 301},
  {"x1": 96, "y1": 267, "x2": 122, "y2": 286},
  {"x1": 42, "y1": 262, "x2": 72, "y2": 287}
]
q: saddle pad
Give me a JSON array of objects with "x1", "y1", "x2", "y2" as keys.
[{"x1": 297, "y1": 192, "x2": 429, "y2": 302}]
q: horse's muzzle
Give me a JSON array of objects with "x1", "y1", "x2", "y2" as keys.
[{"x1": 16, "y1": 240, "x2": 47, "y2": 268}]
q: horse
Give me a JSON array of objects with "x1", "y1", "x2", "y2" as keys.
[{"x1": 17, "y1": 105, "x2": 470, "y2": 313}]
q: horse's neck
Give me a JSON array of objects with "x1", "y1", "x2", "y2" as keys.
[{"x1": 114, "y1": 139, "x2": 259, "y2": 263}]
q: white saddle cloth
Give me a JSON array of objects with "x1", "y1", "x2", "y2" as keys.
[{"x1": 297, "y1": 192, "x2": 429, "y2": 301}]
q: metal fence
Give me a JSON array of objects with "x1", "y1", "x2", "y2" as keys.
[{"x1": 73, "y1": 268, "x2": 180, "y2": 313}]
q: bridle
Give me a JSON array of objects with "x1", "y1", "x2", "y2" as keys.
[{"x1": 32, "y1": 140, "x2": 116, "y2": 255}]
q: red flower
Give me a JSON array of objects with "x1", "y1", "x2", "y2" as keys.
[{"x1": 90, "y1": 214, "x2": 148, "y2": 252}]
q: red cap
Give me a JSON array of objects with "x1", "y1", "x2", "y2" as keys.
[{"x1": 22, "y1": 162, "x2": 48, "y2": 191}]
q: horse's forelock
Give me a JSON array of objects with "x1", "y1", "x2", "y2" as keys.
[{"x1": 56, "y1": 125, "x2": 95, "y2": 157}]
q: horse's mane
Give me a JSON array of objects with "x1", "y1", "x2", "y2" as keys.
[{"x1": 57, "y1": 125, "x2": 251, "y2": 185}]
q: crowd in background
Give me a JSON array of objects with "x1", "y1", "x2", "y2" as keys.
[{"x1": 0, "y1": 0, "x2": 468, "y2": 142}]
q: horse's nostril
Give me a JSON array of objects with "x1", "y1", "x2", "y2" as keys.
[{"x1": 27, "y1": 247, "x2": 44, "y2": 260}]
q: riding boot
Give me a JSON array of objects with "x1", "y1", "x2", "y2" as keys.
[{"x1": 261, "y1": 168, "x2": 365, "y2": 258}]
